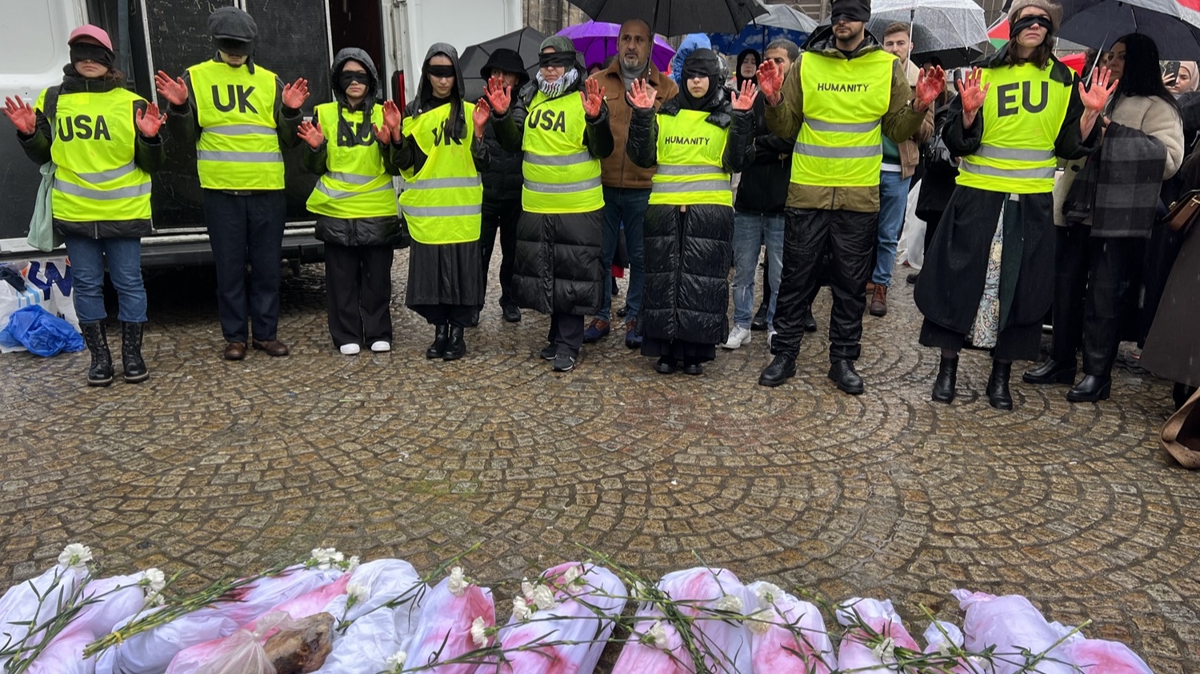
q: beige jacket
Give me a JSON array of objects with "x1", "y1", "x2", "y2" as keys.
[
  {"x1": 1053, "y1": 94, "x2": 1185, "y2": 225},
  {"x1": 590, "y1": 61, "x2": 679, "y2": 190}
]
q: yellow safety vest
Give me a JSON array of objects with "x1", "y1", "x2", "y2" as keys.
[
  {"x1": 956, "y1": 62, "x2": 1072, "y2": 194},
  {"x1": 649, "y1": 110, "x2": 732, "y2": 207},
  {"x1": 189, "y1": 60, "x2": 283, "y2": 190},
  {"x1": 398, "y1": 102, "x2": 483, "y2": 244},
  {"x1": 305, "y1": 102, "x2": 397, "y2": 219},
  {"x1": 792, "y1": 49, "x2": 895, "y2": 187},
  {"x1": 37, "y1": 87, "x2": 153, "y2": 222},
  {"x1": 520, "y1": 91, "x2": 603, "y2": 214}
]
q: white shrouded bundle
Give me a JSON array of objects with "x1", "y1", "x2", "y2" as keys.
[
  {"x1": 746, "y1": 581, "x2": 836, "y2": 673},
  {"x1": 400, "y1": 575, "x2": 495, "y2": 673},
  {"x1": 835, "y1": 597, "x2": 921, "y2": 672}
]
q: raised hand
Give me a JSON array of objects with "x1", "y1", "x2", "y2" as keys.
[
  {"x1": 1080, "y1": 66, "x2": 1117, "y2": 113},
  {"x1": 915, "y1": 66, "x2": 946, "y2": 111},
  {"x1": 3, "y1": 96, "x2": 37, "y2": 135},
  {"x1": 731, "y1": 80, "x2": 758, "y2": 111},
  {"x1": 756, "y1": 60, "x2": 783, "y2": 104},
  {"x1": 135, "y1": 102, "x2": 166, "y2": 137},
  {"x1": 472, "y1": 98, "x2": 491, "y2": 138},
  {"x1": 373, "y1": 123, "x2": 393, "y2": 144},
  {"x1": 382, "y1": 99, "x2": 402, "y2": 134},
  {"x1": 484, "y1": 74, "x2": 512, "y2": 116},
  {"x1": 627, "y1": 78, "x2": 657, "y2": 110},
  {"x1": 581, "y1": 78, "x2": 604, "y2": 118},
  {"x1": 956, "y1": 67, "x2": 989, "y2": 128},
  {"x1": 154, "y1": 70, "x2": 189, "y2": 106},
  {"x1": 282, "y1": 78, "x2": 310, "y2": 110},
  {"x1": 297, "y1": 120, "x2": 324, "y2": 149}
]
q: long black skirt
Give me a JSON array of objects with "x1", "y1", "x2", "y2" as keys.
[
  {"x1": 405, "y1": 240, "x2": 484, "y2": 308},
  {"x1": 640, "y1": 337, "x2": 717, "y2": 364}
]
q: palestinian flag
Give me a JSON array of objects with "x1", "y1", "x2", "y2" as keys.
[{"x1": 988, "y1": 17, "x2": 1008, "y2": 48}]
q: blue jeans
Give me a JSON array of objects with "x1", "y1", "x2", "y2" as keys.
[
  {"x1": 64, "y1": 235, "x2": 147, "y2": 324},
  {"x1": 873, "y1": 170, "x2": 911, "y2": 287},
  {"x1": 732, "y1": 211, "x2": 784, "y2": 329},
  {"x1": 597, "y1": 187, "x2": 648, "y2": 323}
]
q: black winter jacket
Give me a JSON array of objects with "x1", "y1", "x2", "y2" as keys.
[
  {"x1": 492, "y1": 74, "x2": 615, "y2": 316},
  {"x1": 734, "y1": 95, "x2": 792, "y2": 215},
  {"x1": 480, "y1": 121, "x2": 523, "y2": 203},
  {"x1": 626, "y1": 97, "x2": 755, "y2": 344},
  {"x1": 18, "y1": 75, "x2": 166, "y2": 239}
]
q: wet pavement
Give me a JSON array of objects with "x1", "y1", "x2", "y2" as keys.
[{"x1": 1, "y1": 253, "x2": 1197, "y2": 671}]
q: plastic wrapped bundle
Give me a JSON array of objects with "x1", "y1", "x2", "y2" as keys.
[
  {"x1": 314, "y1": 559, "x2": 426, "y2": 674},
  {"x1": 402, "y1": 575, "x2": 495, "y2": 673},
  {"x1": 611, "y1": 567, "x2": 757, "y2": 674},
  {"x1": 952, "y1": 590, "x2": 1074, "y2": 674},
  {"x1": 94, "y1": 566, "x2": 345, "y2": 674},
  {"x1": 495, "y1": 562, "x2": 626, "y2": 674},
  {"x1": 1045, "y1": 622, "x2": 1153, "y2": 674},
  {"x1": 834, "y1": 598, "x2": 920, "y2": 672},
  {"x1": 25, "y1": 573, "x2": 151, "y2": 674},
  {"x1": 745, "y1": 581, "x2": 835, "y2": 674}
]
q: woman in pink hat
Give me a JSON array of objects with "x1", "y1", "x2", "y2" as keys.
[{"x1": 2, "y1": 24, "x2": 166, "y2": 387}]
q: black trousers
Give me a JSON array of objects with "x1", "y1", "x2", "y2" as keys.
[
  {"x1": 324, "y1": 243, "x2": 394, "y2": 347},
  {"x1": 1052, "y1": 224, "x2": 1145, "y2": 377},
  {"x1": 773, "y1": 208, "x2": 878, "y2": 362},
  {"x1": 203, "y1": 189, "x2": 286, "y2": 343},
  {"x1": 480, "y1": 197, "x2": 520, "y2": 308},
  {"x1": 548, "y1": 313, "x2": 584, "y2": 358},
  {"x1": 412, "y1": 304, "x2": 475, "y2": 328}
]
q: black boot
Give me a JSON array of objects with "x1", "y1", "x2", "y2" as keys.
[
  {"x1": 120, "y1": 321, "x2": 148, "y2": 383},
  {"x1": 758, "y1": 354, "x2": 796, "y2": 387},
  {"x1": 1067, "y1": 375, "x2": 1111, "y2": 403},
  {"x1": 442, "y1": 326, "x2": 467, "y2": 361},
  {"x1": 932, "y1": 355, "x2": 958, "y2": 404},
  {"x1": 986, "y1": 360, "x2": 1013, "y2": 410},
  {"x1": 751, "y1": 304, "x2": 769, "y2": 331},
  {"x1": 828, "y1": 360, "x2": 864, "y2": 395},
  {"x1": 1023, "y1": 358, "x2": 1076, "y2": 385},
  {"x1": 426, "y1": 324, "x2": 449, "y2": 359},
  {"x1": 80, "y1": 321, "x2": 114, "y2": 387},
  {"x1": 801, "y1": 309, "x2": 818, "y2": 333}
]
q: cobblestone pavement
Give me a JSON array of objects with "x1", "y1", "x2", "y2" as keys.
[{"x1": 2, "y1": 252, "x2": 1198, "y2": 671}]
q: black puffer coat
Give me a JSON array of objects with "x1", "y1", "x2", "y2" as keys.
[
  {"x1": 626, "y1": 95, "x2": 755, "y2": 345},
  {"x1": 492, "y1": 74, "x2": 615, "y2": 315},
  {"x1": 303, "y1": 48, "x2": 403, "y2": 247}
]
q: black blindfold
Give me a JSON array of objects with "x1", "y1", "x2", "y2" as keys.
[
  {"x1": 215, "y1": 38, "x2": 252, "y2": 56},
  {"x1": 338, "y1": 70, "x2": 370, "y2": 91},
  {"x1": 426, "y1": 64, "x2": 457, "y2": 78},
  {"x1": 70, "y1": 43, "x2": 114, "y2": 69},
  {"x1": 538, "y1": 52, "x2": 576, "y2": 69},
  {"x1": 1010, "y1": 15, "x2": 1054, "y2": 37}
]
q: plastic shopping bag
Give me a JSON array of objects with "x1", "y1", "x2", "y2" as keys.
[{"x1": 0, "y1": 305, "x2": 83, "y2": 356}]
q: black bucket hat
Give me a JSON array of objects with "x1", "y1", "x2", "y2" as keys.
[{"x1": 479, "y1": 48, "x2": 530, "y2": 87}]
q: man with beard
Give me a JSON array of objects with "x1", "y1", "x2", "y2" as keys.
[{"x1": 584, "y1": 19, "x2": 678, "y2": 349}]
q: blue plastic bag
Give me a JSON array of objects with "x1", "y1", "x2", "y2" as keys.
[{"x1": 0, "y1": 305, "x2": 84, "y2": 357}]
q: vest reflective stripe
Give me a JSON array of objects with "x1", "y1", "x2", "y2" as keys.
[
  {"x1": 190, "y1": 60, "x2": 283, "y2": 190},
  {"x1": 520, "y1": 91, "x2": 604, "y2": 214},
  {"x1": 523, "y1": 150, "x2": 592, "y2": 166},
  {"x1": 955, "y1": 62, "x2": 1071, "y2": 195},
  {"x1": 398, "y1": 102, "x2": 483, "y2": 244},
  {"x1": 525, "y1": 177, "x2": 603, "y2": 193},
  {"x1": 803, "y1": 118, "x2": 881, "y2": 134},
  {"x1": 196, "y1": 150, "x2": 284, "y2": 162},
  {"x1": 38, "y1": 87, "x2": 153, "y2": 222},
  {"x1": 793, "y1": 142, "x2": 883, "y2": 159},
  {"x1": 305, "y1": 102, "x2": 398, "y2": 220},
  {"x1": 649, "y1": 110, "x2": 732, "y2": 207},
  {"x1": 792, "y1": 49, "x2": 895, "y2": 188}
]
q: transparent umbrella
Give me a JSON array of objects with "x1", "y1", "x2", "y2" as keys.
[{"x1": 865, "y1": 0, "x2": 989, "y2": 53}]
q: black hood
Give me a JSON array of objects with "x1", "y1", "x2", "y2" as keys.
[
  {"x1": 330, "y1": 47, "x2": 381, "y2": 107},
  {"x1": 414, "y1": 43, "x2": 467, "y2": 140}
]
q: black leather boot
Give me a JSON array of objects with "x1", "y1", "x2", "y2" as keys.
[
  {"x1": 426, "y1": 324, "x2": 449, "y2": 359},
  {"x1": 442, "y1": 325, "x2": 467, "y2": 361},
  {"x1": 986, "y1": 360, "x2": 1013, "y2": 410},
  {"x1": 120, "y1": 321, "x2": 148, "y2": 383},
  {"x1": 758, "y1": 354, "x2": 796, "y2": 387},
  {"x1": 1023, "y1": 358, "x2": 1076, "y2": 385},
  {"x1": 931, "y1": 355, "x2": 958, "y2": 404},
  {"x1": 828, "y1": 360, "x2": 864, "y2": 395},
  {"x1": 80, "y1": 321, "x2": 113, "y2": 387},
  {"x1": 1067, "y1": 375, "x2": 1111, "y2": 403}
]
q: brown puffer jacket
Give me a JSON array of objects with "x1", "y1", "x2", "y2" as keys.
[{"x1": 591, "y1": 60, "x2": 678, "y2": 190}]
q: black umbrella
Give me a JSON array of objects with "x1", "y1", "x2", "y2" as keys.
[
  {"x1": 912, "y1": 46, "x2": 985, "y2": 69},
  {"x1": 460, "y1": 27, "x2": 547, "y2": 102},
  {"x1": 566, "y1": 0, "x2": 767, "y2": 36},
  {"x1": 1055, "y1": 1, "x2": 1200, "y2": 60}
]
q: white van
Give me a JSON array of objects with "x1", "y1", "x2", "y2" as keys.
[{"x1": 0, "y1": 0, "x2": 522, "y2": 266}]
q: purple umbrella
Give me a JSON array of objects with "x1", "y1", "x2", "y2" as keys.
[{"x1": 558, "y1": 21, "x2": 676, "y2": 71}]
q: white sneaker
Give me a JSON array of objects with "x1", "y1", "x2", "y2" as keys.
[
  {"x1": 722, "y1": 325, "x2": 752, "y2": 349},
  {"x1": 767, "y1": 327, "x2": 777, "y2": 346},
  {"x1": 370, "y1": 341, "x2": 391, "y2": 353},
  {"x1": 339, "y1": 343, "x2": 361, "y2": 355}
]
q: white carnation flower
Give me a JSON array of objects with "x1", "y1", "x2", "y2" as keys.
[
  {"x1": 646, "y1": 620, "x2": 667, "y2": 648},
  {"x1": 532, "y1": 585, "x2": 557, "y2": 611},
  {"x1": 753, "y1": 582, "x2": 783, "y2": 608},
  {"x1": 346, "y1": 582, "x2": 370, "y2": 606},
  {"x1": 58, "y1": 543, "x2": 92, "y2": 572},
  {"x1": 470, "y1": 616, "x2": 489, "y2": 648},
  {"x1": 511, "y1": 596, "x2": 533, "y2": 622},
  {"x1": 872, "y1": 637, "x2": 896, "y2": 664},
  {"x1": 447, "y1": 566, "x2": 468, "y2": 597},
  {"x1": 747, "y1": 608, "x2": 772, "y2": 635},
  {"x1": 562, "y1": 565, "x2": 582, "y2": 586},
  {"x1": 142, "y1": 567, "x2": 166, "y2": 593},
  {"x1": 714, "y1": 594, "x2": 743, "y2": 614},
  {"x1": 309, "y1": 547, "x2": 344, "y2": 571},
  {"x1": 521, "y1": 578, "x2": 536, "y2": 601},
  {"x1": 346, "y1": 555, "x2": 361, "y2": 572},
  {"x1": 385, "y1": 650, "x2": 407, "y2": 672}
]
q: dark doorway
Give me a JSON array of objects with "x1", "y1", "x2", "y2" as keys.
[{"x1": 328, "y1": 0, "x2": 386, "y2": 99}]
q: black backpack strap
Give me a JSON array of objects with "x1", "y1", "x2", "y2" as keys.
[{"x1": 42, "y1": 86, "x2": 61, "y2": 137}]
